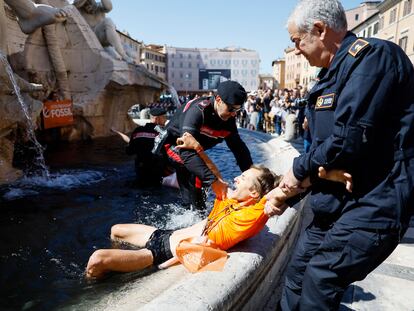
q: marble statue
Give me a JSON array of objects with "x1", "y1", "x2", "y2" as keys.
[
  {"x1": 73, "y1": 0, "x2": 133, "y2": 63},
  {"x1": 5, "y1": 0, "x2": 67, "y2": 34}
]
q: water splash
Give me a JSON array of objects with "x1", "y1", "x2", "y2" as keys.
[
  {"x1": 0, "y1": 53, "x2": 50, "y2": 178},
  {"x1": 2, "y1": 170, "x2": 105, "y2": 200}
]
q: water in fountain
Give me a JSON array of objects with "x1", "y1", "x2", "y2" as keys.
[
  {"x1": 0, "y1": 130, "x2": 273, "y2": 311},
  {"x1": 0, "y1": 53, "x2": 50, "y2": 178}
]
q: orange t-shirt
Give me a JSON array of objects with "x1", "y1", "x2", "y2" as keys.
[{"x1": 206, "y1": 197, "x2": 268, "y2": 250}]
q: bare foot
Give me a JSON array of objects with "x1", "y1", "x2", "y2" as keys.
[{"x1": 17, "y1": 5, "x2": 68, "y2": 34}]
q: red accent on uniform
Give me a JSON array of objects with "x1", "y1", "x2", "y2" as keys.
[
  {"x1": 200, "y1": 126, "x2": 231, "y2": 138},
  {"x1": 132, "y1": 132, "x2": 157, "y2": 139},
  {"x1": 165, "y1": 144, "x2": 184, "y2": 164},
  {"x1": 183, "y1": 98, "x2": 196, "y2": 112},
  {"x1": 195, "y1": 177, "x2": 202, "y2": 189}
]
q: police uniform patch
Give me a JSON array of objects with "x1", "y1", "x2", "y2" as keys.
[
  {"x1": 348, "y1": 39, "x2": 369, "y2": 57},
  {"x1": 315, "y1": 93, "x2": 335, "y2": 110}
]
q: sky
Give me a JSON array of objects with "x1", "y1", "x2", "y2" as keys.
[{"x1": 107, "y1": 0, "x2": 364, "y2": 74}]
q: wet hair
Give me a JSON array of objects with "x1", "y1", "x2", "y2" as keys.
[
  {"x1": 250, "y1": 165, "x2": 281, "y2": 198},
  {"x1": 287, "y1": 0, "x2": 347, "y2": 33}
]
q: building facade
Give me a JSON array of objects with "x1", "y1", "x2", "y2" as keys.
[
  {"x1": 351, "y1": 0, "x2": 414, "y2": 64},
  {"x1": 346, "y1": 1, "x2": 381, "y2": 30},
  {"x1": 272, "y1": 59, "x2": 285, "y2": 89},
  {"x1": 165, "y1": 46, "x2": 260, "y2": 93},
  {"x1": 376, "y1": 0, "x2": 414, "y2": 63},
  {"x1": 284, "y1": 47, "x2": 303, "y2": 89},
  {"x1": 140, "y1": 44, "x2": 167, "y2": 81}
]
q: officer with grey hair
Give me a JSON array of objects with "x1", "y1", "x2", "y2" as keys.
[{"x1": 264, "y1": 0, "x2": 414, "y2": 309}]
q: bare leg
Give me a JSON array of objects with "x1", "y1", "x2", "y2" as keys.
[
  {"x1": 5, "y1": 0, "x2": 67, "y2": 34},
  {"x1": 110, "y1": 224, "x2": 156, "y2": 247},
  {"x1": 86, "y1": 248, "x2": 153, "y2": 278}
]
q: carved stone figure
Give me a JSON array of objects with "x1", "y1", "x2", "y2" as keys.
[
  {"x1": 5, "y1": 0, "x2": 67, "y2": 34},
  {"x1": 73, "y1": 0, "x2": 133, "y2": 63}
]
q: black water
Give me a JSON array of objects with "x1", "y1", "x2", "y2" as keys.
[{"x1": 0, "y1": 130, "x2": 270, "y2": 311}]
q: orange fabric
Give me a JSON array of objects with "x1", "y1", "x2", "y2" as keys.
[
  {"x1": 175, "y1": 197, "x2": 268, "y2": 273},
  {"x1": 206, "y1": 197, "x2": 268, "y2": 250},
  {"x1": 176, "y1": 238, "x2": 228, "y2": 273}
]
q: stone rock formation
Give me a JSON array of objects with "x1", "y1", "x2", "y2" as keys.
[{"x1": 0, "y1": 0, "x2": 166, "y2": 184}]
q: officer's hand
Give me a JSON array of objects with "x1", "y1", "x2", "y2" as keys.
[
  {"x1": 318, "y1": 167, "x2": 353, "y2": 193},
  {"x1": 279, "y1": 168, "x2": 302, "y2": 193},
  {"x1": 264, "y1": 201, "x2": 288, "y2": 217},
  {"x1": 176, "y1": 132, "x2": 201, "y2": 151},
  {"x1": 211, "y1": 178, "x2": 228, "y2": 200}
]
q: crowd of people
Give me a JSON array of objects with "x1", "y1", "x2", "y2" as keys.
[{"x1": 237, "y1": 87, "x2": 309, "y2": 138}]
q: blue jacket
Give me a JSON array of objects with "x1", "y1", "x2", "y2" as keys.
[{"x1": 293, "y1": 32, "x2": 414, "y2": 229}]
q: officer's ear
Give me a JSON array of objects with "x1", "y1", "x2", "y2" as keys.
[{"x1": 313, "y1": 21, "x2": 327, "y2": 40}]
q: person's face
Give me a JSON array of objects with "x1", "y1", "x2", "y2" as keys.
[
  {"x1": 288, "y1": 22, "x2": 326, "y2": 67},
  {"x1": 228, "y1": 168, "x2": 261, "y2": 201},
  {"x1": 215, "y1": 96, "x2": 240, "y2": 121},
  {"x1": 152, "y1": 115, "x2": 167, "y2": 126}
]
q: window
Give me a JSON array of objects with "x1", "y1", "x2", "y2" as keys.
[
  {"x1": 355, "y1": 14, "x2": 359, "y2": 21},
  {"x1": 379, "y1": 16, "x2": 384, "y2": 30},
  {"x1": 188, "y1": 54, "x2": 192, "y2": 59},
  {"x1": 390, "y1": 8, "x2": 397, "y2": 24},
  {"x1": 399, "y1": 36, "x2": 408, "y2": 52},
  {"x1": 171, "y1": 72, "x2": 175, "y2": 78},
  {"x1": 188, "y1": 62, "x2": 192, "y2": 68},
  {"x1": 403, "y1": 0, "x2": 412, "y2": 16},
  {"x1": 180, "y1": 72, "x2": 183, "y2": 79},
  {"x1": 179, "y1": 53, "x2": 183, "y2": 58},
  {"x1": 180, "y1": 62, "x2": 183, "y2": 68},
  {"x1": 373, "y1": 22, "x2": 379, "y2": 35},
  {"x1": 367, "y1": 26, "x2": 372, "y2": 38},
  {"x1": 171, "y1": 61, "x2": 174, "y2": 68}
]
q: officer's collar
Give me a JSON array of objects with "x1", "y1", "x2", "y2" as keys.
[
  {"x1": 314, "y1": 32, "x2": 357, "y2": 85},
  {"x1": 326, "y1": 32, "x2": 357, "y2": 73}
]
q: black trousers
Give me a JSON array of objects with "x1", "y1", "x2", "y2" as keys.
[
  {"x1": 175, "y1": 165, "x2": 206, "y2": 211},
  {"x1": 279, "y1": 220, "x2": 402, "y2": 311}
]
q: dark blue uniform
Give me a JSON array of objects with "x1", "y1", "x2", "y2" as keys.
[
  {"x1": 164, "y1": 96, "x2": 253, "y2": 210},
  {"x1": 126, "y1": 123, "x2": 165, "y2": 187},
  {"x1": 280, "y1": 32, "x2": 414, "y2": 310}
]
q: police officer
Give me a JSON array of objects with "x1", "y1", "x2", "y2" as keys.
[
  {"x1": 126, "y1": 107, "x2": 167, "y2": 187},
  {"x1": 265, "y1": 0, "x2": 414, "y2": 310},
  {"x1": 160, "y1": 80, "x2": 253, "y2": 210}
]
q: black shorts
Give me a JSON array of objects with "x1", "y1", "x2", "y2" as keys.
[{"x1": 145, "y1": 229, "x2": 173, "y2": 265}]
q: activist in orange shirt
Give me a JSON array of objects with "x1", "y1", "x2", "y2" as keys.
[{"x1": 86, "y1": 133, "x2": 353, "y2": 277}]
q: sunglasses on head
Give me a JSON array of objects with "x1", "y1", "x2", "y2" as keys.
[{"x1": 227, "y1": 105, "x2": 241, "y2": 113}]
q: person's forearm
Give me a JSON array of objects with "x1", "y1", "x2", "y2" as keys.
[{"x1": 196, "y1": 148, "x2": 222, "y2": 180}]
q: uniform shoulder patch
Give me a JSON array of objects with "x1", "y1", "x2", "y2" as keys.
[
  {"x1": 315, "y1": 93, "x2": 335, "y2": 110},
  {"x1": 348, "y1": 39, "x2": 370, "y2": 57}
]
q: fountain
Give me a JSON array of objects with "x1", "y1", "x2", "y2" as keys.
[{"x1": 0, "y1": 0, "x2": 167, "y2": 184}]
